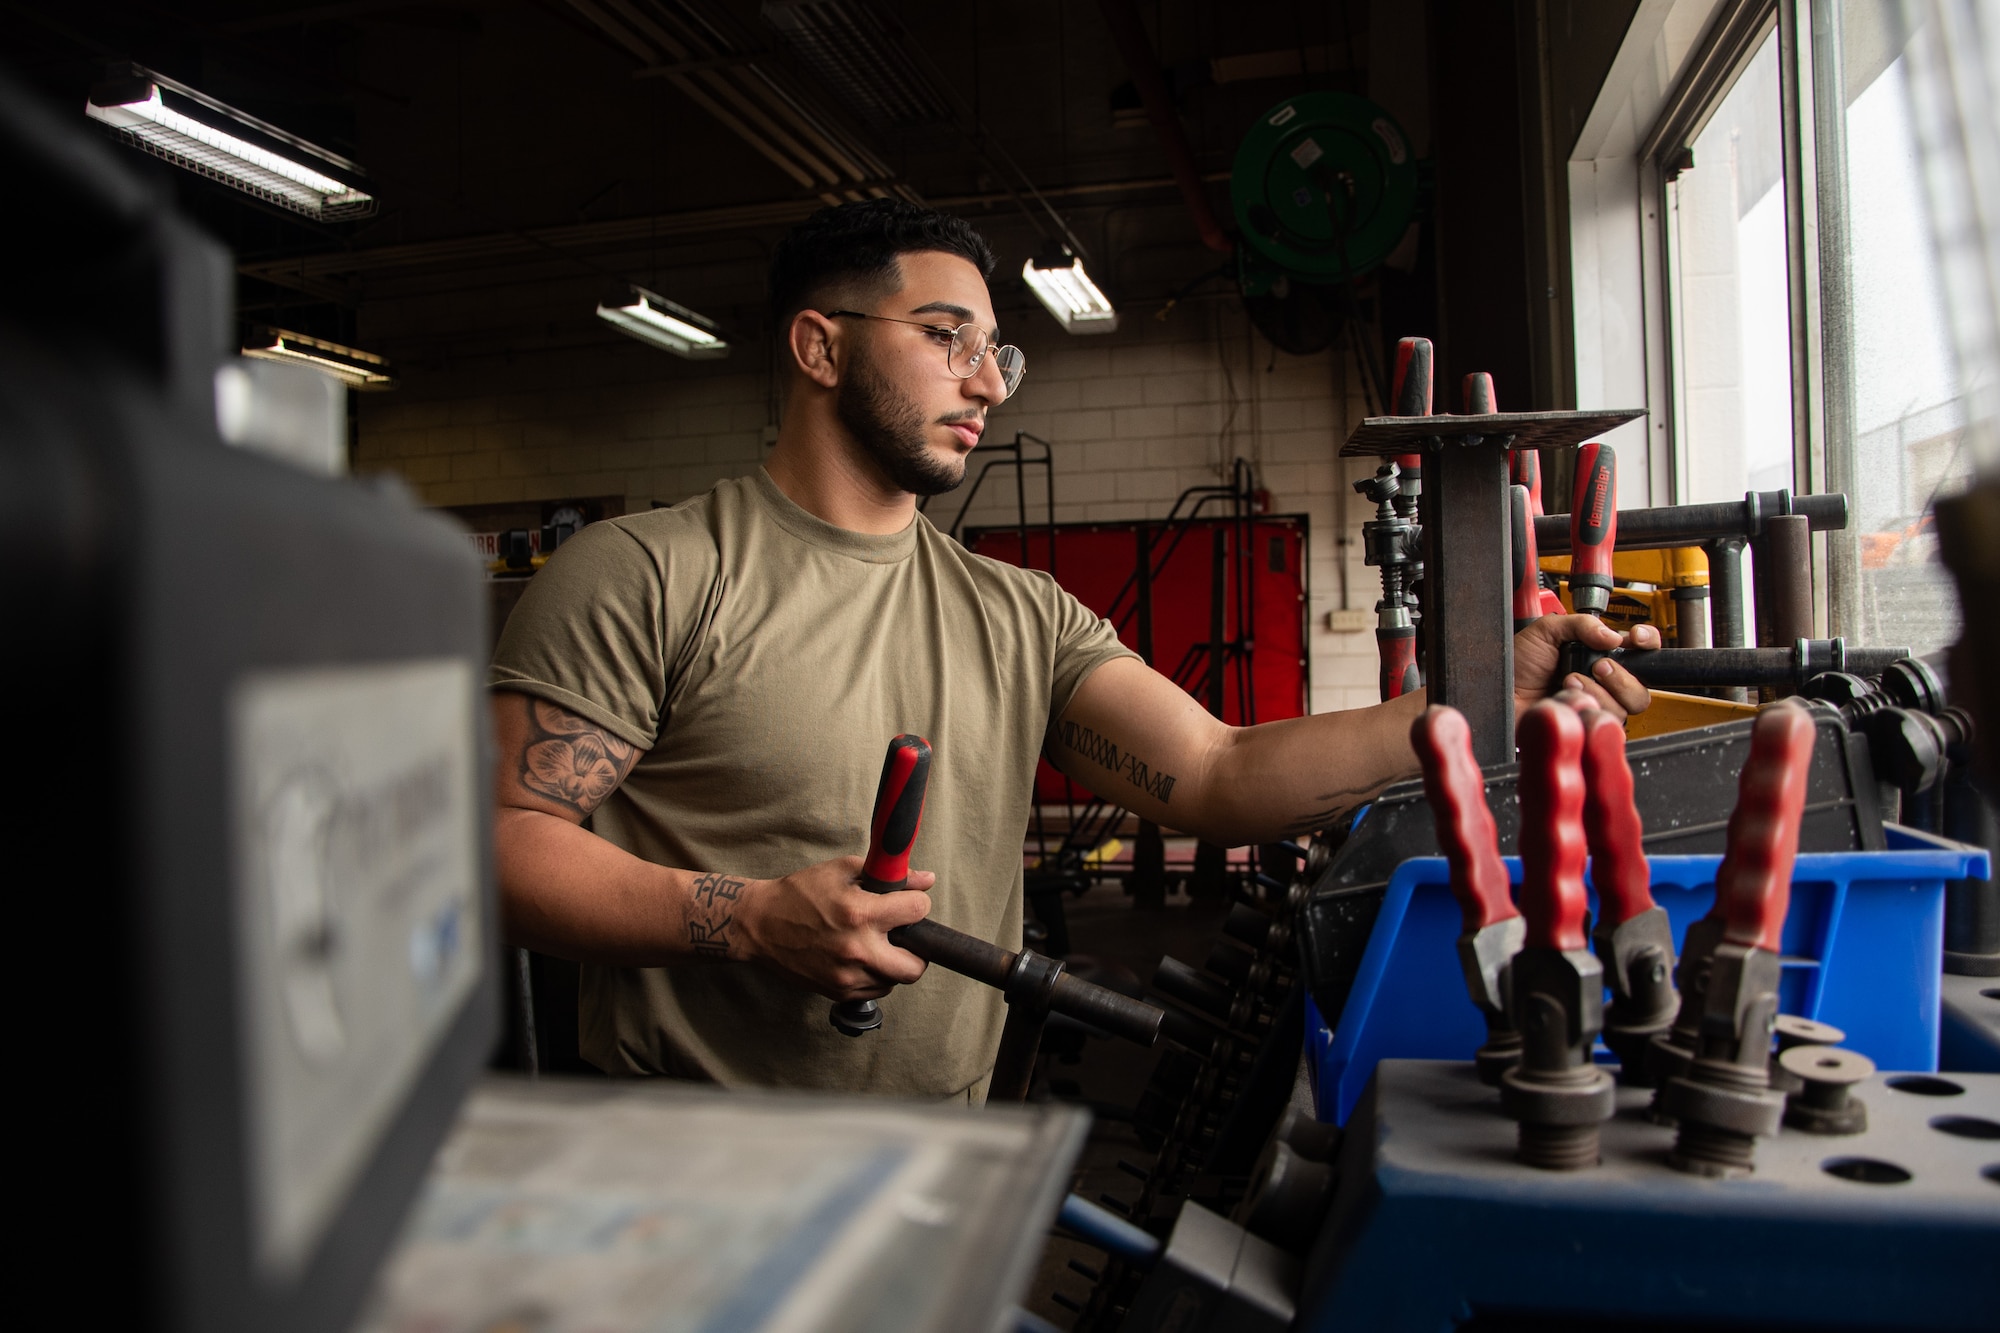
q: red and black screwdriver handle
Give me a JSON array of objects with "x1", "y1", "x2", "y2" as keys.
[
  {"x1": 1511, "y1": 485, "x2": 1543, "y2": 633},
  {"x1": 1511, "y1": 446, "x2": 1543, "y2": 517},
  {"x1": 1391, "y1": 337, "x2": 1431, "y2": 519},
  {"x1": 830, "y1": 735, "x2": 932, "y2": 1036},
  {"x1": 830, "y1": 736, "x2": 1167, "y2": 1046},
  {"x1": 1560, "y1": 442, "x2": 1619, "y2": 681}
]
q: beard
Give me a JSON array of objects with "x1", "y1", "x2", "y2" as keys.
[{"x1": 835, "y1": 352, "x2": 967, "y2": 497}]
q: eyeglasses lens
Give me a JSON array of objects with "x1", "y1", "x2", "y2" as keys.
[{"x1": 949, "y1": 324, "x2": 1025, "y2": 398}]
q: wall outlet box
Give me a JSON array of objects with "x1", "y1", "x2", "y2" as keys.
[{"x1": 1325, "y1": 609, "x2": 1373, "y2": 633}]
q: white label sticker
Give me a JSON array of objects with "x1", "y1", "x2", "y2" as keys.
[
  {"x1": 233, "y1": 659, "x2": 481, "y2": 1278},
  {"x1": 1289, "y1": 137, "x2": 1325, "y2": 170},
  {"x1": 1373, "y1": 117, "x2": 1408, "y2": 165}
]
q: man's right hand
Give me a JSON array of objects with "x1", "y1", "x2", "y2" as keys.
[{"x1": 734, "y1": 855, "x2": 935, "y2": 1002}]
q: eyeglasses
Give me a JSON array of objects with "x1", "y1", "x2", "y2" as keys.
[{"x1": 824, "y1": 310, "x2": 1026, "y2": 399}]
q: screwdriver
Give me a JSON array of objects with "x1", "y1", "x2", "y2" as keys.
[
  {"x1": 830, "y1": 734, "x2": 932, "y2": 1036},
  {"x1": 1559, "y1": 441, "x2": 1618, "y2": 682},
  {"x1": 1410, "y1": 705, "x2": 1523, "y2": 1083},
  {"x1": 1511, "y1": 484, "x2": 1543, "y2": 633},
  {"x1": 829, "y1": 735, "x2": 1166, "y2": 1047}
]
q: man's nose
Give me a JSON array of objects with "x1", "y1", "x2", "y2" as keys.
[{"x1": 966, "y1": 350, "x2": 1006, "y2": 405}]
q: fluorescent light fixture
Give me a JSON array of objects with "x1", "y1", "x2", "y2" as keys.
[
  {"x1": 1023, "y1": 256, "x2": 1119, "y2": 334},
  {"x1": 595, "y1": 286, "x2": 730, "y2": 359},
  {"x1": 85, "y1": 64, "x2": 374, "y2": 222},
  {"x1": 242, "y1": 328, "x2": 396, "y2": 391}
]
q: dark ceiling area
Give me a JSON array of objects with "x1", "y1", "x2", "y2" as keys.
[
  {"x1": 5, "y1": 1, "x2": 1634, "y2": 405},
  {"x1": 7, "y1": 3, "x2": 1424, "y2": 378}
]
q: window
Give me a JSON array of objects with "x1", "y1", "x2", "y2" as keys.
[
  {"x1": 1664, "y1": 25, "x2": 1793, "y2": 505},
  {"x1": 1817, "y1": 1, "x2": 1975, "y2": 654},
  {"x1": 1576, "y1": 0, "x2": 1980, "y2": 658}
]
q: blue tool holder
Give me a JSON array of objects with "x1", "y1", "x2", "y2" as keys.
[{"x1": 1307, "y1": 825, "x2": 1989, "y2": 1125}]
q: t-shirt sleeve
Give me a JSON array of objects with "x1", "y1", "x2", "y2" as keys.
[
  {"x1": 1043, "y1": 577, "x2": 1141, "y2": 740},
  {"x1": 488, "y1": 519, "x2": 683, "y2": 750}
]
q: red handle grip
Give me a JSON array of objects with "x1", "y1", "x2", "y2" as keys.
[
  {"x1": 1516, "y1": 701, "x2": 1589, "y2": 951},
  {"x1": 1569, "y1": 442, "x2": 1618, "y2": 615},
  {"x1": 1511, "y1": 485, "x2": 1542, "y2": 632},
  {"x1": 1410, "y1": 707, "x2": 1517, "y2": 931},
  {"x1": 1579, "y1": 709, "x2": 1654, "y2": 924},
  {"x1": 862, "y1": 734, "x2": 931, "y2": 889},
  {"x1": 1377, "y1": 625, "x2": 1420, "y2": 701},
  {"x1": 1511, "y1": 448, "x2": 1543, "y2": 516},
  {"x1": 1391, "y1": 337, "x2": 1434, "y2": 418},
  {"x1": 1461, "y1": 371, "x2": 1496, "y2": 416},
  {"x1": 1715, "y1": 704, "x2": 1817, "y2": 951}
]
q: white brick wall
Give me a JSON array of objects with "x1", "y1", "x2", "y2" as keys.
[{"x1": 355, "y1": 297, "x2": 1390, "y2": 714}]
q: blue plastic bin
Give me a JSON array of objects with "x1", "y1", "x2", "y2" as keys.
[{"x1": 1306, "y1": 825, "x2": 1989, "y2": 1125}]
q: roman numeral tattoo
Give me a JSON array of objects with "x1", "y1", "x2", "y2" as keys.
[
  {"x1": 517, "y1": 697, "x2": 638, "y2": 817},
  {"x1": 1056, "y1": 720, "x2": 1178, "y2": 804},
  {"x1": 688, "y1": 872, "x2": 747, "y2": 958}
]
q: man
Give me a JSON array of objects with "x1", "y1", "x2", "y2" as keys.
[{"x1": 491, "y1": 199, "x2": 1656, "y2": 1101}]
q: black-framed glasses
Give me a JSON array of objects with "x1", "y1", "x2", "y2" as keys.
[{"x1": 824, "y1": 309, "x2": 1025, "y2": 399}]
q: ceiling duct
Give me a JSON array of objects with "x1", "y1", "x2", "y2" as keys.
[
  {"x1": 564, "y1": 0, "x2": 912, "y2": 205},
  {"x1": 758, "y1": 0, "x2": 952, "y2": 131}
]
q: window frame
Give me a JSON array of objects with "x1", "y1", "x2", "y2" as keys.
[{"x1": 1572, "y1": 0, "x2": 1892, "y2": 642}]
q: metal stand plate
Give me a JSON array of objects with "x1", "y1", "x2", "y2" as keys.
[
  {"x1": 1342, "y1": 409, "x2": 1643, "y2": 767},
  {"x1": 1298, "y1": 1059, "x2": 2000, "y2": 1331}
]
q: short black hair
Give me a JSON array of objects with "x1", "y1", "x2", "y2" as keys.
[{"x1": 769, "y1": 199, "x2": 996, "y2": 323}]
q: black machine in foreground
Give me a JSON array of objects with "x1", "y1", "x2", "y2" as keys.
[{"x1": 4, "y1": 70, "x2": 498, "y2": 1333}]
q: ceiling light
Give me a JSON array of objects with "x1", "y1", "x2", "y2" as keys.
[
  {"x1": 84, "y1": 64, "x2": 374, "y2": 222},
  {"x1": 242, "y1": 327, "x2": 395, "y2": 391},
  {"x1": 1022, "y1": 256, "x2": 1119, "y2": 334},
  {"x1": 595, "y1": 287, "x2": 730, "y2": 359}
]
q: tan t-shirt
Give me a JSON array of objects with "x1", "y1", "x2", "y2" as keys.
[{"x1": 490, "y1": 468, "x2": 1136, "y2": 1098}]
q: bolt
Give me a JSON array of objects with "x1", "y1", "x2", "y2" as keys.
[{"x1": 1779, "y1": 1045, "x2": 1873, "y2": 1135}]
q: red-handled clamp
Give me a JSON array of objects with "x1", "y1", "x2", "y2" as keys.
[
  {"x1": 1657, "y1": 703, "x2": 1818, "y2": 1176},
  {"x1": 1713, "y1": 704, "x2": 1816, "y2": 953},
  {"x1": 1411, "y1": 706, "x2": 1525, "y2": 1083},
  {"x1": 831, "y1": 734, "x2": 933, "y2": 1036},
  {"x1": 1579, "y1": 709, "x2": 1678, "y2": 1080},
  {"x1": 1501, "y1": 700, "x2": 1616, "y2": 1168},
  {"x1": 1516, "y1": 703, "x2": 1590, "y2": 952}
]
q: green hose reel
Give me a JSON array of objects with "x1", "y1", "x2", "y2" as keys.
[{"x1": 1230, "y1": 91, "x2": 1421, "y2": 296}]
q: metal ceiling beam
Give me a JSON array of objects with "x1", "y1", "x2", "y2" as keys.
[{"x1": 236, "y1": 172, "x2": 1231, "y2": 293}]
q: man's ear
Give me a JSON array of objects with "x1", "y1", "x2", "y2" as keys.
[{"x1": 788, "y1": 310, "x2": 842, "y2": 390}]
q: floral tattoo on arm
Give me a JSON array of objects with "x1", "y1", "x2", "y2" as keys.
[{"x1": 517, "y1": 697, "x2": 639, "y2": 816}]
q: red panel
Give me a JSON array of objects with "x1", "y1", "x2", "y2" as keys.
[{"x1": 970, "y1": 518, "x2": 1307, "y2": 804}]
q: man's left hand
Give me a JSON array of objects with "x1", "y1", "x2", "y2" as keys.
[{"x1": 1514, "y1": 615, "x2": 1659, "y2": 721}]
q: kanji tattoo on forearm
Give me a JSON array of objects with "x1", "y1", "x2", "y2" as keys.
[
  {"x1": 516, "y1": 697, "x2": 639, "y2": 816},
  {"x1": 688, "y1": 872, "x2": 747, "y2": 958},
  {"x1": 1055, "y1": 719, "x2": 1178, "y2": 804}
]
